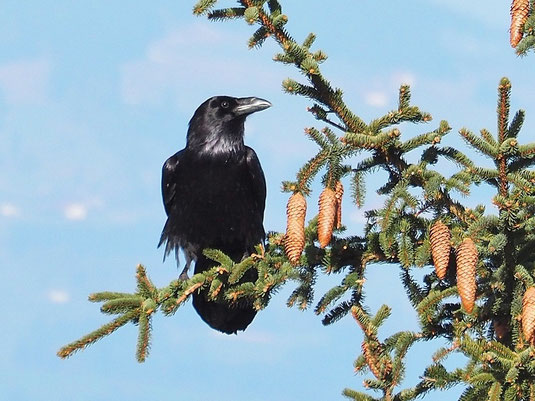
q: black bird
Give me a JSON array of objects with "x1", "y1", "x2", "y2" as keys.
[{"x1": 158, "y1": 95, "x2": 271, "y2": 334}]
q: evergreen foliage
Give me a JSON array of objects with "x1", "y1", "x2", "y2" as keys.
[{"x1": 58, "y1": 1, "x2": 535, "y2": 399}]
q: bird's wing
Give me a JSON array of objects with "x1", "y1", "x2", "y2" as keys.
[
  {"x1": 161, "y1": 150, "x2": 184, "y2": 216},
  {"x1": 245, "y1": 146, "x2": 267, "y2": 217}
]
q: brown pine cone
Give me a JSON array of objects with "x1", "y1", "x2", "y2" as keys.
[
  {"x1": 284, "y1": 192, "x2": 307, "y2": 265},
  {"x1": 510, "y1": 0, "x2": 530, "y2": 47},
  {"x1": 333, "y1": 181, "x2": 344, "y2": 229},
  {"x1": 522, "y1": 287, "x2": 535, "y2": 344},
  {"x1": 318, "y1": 187, "x2": 337, "y2": 248},
  {"x1": 456, "y1": 238, "x2": 478, "y2": 313},
  {"x1": 429, "y1": 221, "x2": 451, "y2": 280}
]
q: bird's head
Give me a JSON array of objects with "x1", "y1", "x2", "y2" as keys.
[{"x1": 186, "y1": 96, "x2": 271, "y2": 155}]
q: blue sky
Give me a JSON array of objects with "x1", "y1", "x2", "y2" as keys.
[{"x1": 2, "y1": 1, "x2": 535, "y2": 400}]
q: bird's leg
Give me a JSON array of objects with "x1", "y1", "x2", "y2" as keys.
[
  {"x1": 179, "y1": 261, "x2": 190, "y2": 281},
  {"x1": 179, "y1": 254, "x2": 193, "y2": 281}
]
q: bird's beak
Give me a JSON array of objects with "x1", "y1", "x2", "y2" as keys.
[{"x1": 234, "y1": 97, "x2": 272, "y2": 116}]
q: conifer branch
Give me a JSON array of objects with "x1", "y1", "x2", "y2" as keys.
[
  {"x1": 192, "y1": 0, "x2": 218, "y2": 15},
  {"x1": 205, "y1": 0, "x2": 367, "y2": 132},
  {"x1": 459, "y1": 129, "x2": 499, "y2": 158},
  {"x1": 348, "y1": 304, "x2": 424, "y2": 401},
  {"x1": 57, "y1": 310, "x2": 139, "y2": 359},
  {"x1": 498, "y1": 78, "x2": 512, "y2": 144},
  {"x1": 58, "y1": 240, "x2": 299, "y2": 360},
  {"x1": 207, "y1": 7, "x2": 245, "y2": 21},
  {"x1": 136, "y1": 310, "x2": 152, "y2": 362}
]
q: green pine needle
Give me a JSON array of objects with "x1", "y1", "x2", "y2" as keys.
[
  {"x1": 507, "y1": 110, "x2": 525, "y2": 139},
  {"x1": 88, "y1": 291, "x2": 134, "y2": 302},
  {"x1": 228, "y1": 256, "x2": 256, "y2": 284},
  {"x1": 136, "y1": 311, "x2": 151, "y2": 363},
  {"x1": 202, "y1": 248, "x2": 234, "y2": 268},
  {"x1": 497, "y1": 78, "x2": 511, "y2": 143},
  {"x1": 57, "y1": 310, "x2": 139, "y2": 359},
  {"x1": 192, "y1": 0, "x2": 218, "y2": 15},
  {"x1": 100, "y1": 297, "x2": 143, "y2": 315},
  {"x1": 342, "y1": 388, "x2": 376, "y2": 401},
  {"x1": 459, "y1": 128, "x2": 499, "y2": 158},
  {"x1": 207, "y1": 7, "x2": 245, "y2": 21}
]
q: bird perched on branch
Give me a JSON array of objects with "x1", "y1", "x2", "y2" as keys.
[{"x1": 159, "y1": 95, "x2": 271, "y2": 334}]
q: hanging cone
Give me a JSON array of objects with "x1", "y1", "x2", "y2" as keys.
[
  {"x1": 510, "y1": 0, "x2": 530, "y2": 47},
  {"x1": 318, "y1": 187, "x2": 337, "y2": 248},
  {"x1": 456, "y1": 238, "x2": 478, "y2": 313},
  {"x1": 522, "y1": 287, "x2": 535, "y2": 344},
  {"x1": 333, "y1": 181, "x2": 344, "y2": 229},
  {"x1": 284, "y1": 192, "x2": 307, "y2": 265},
  {"x1": 429, "y1": 221, "x2": 451, "y2": 280}
]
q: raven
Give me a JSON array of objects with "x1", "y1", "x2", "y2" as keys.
[{"x1": 159, "y1": 95, "x2": 271, "y2": 334}]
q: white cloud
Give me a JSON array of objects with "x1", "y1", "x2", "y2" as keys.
[
  {"x1": 120, "y1": 22, "x2": 279, "y2": 107},
  {"x1": 47, "y1": 289, "x2": 70, "y2": 304},
  {"x1": 364, "y1": 91, "x2": 388, "y2": 107},
  {"x1": 63, "y1": 198, "x2": 104, "y2": 221},
  {"x1": 391, "y1": 71, "x2": 416, "y2": 87},
  {"x1": 146, "y1": 24, "x2": 226, "y2": 64},
  {"x1": 120, "y1": 23, "x2": 230, "y2": 105},
  {"x1": 64, "y1": 203, "x2": 88, "y2": 221},
  {"x1": 0, "y1": 203, "x2": 20, "y2": 217},
  {"x1": 357, "y1": 71, "x2": 416, "y2": 110},
  {"x1": 0, "y1": 59, "x2": 51, "y2": 104}
]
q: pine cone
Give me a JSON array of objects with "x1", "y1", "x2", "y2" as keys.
[
  {"x1": 522, "y1": 287, "x2": 535, "y2": 344},
  {"x1": 429, "y1": 221, "x2": 451, "y2": 280},
  {"x1": 510, "y1": 0, "x2": 530, "y2": 47},
  {"x1": 284, "y1": 192, "x2": 307, "y2": 265},
  {"x1": 318, "y1": 187, "x2": 337, "y2": 248},
  {"x1": 456, "y1": 238, "x2": 478, "y2": 313},
  {"x1": 333, "y1": 181, "x2": 344, "y2": 229}
]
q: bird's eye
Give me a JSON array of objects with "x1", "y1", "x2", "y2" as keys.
[{"x1": 221, "y1": 101, "x2": 230, "y2": 109}]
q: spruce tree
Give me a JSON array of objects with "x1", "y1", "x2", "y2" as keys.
[{"x1": 58, "y1": 1, "x2": 535, "y2": 399}]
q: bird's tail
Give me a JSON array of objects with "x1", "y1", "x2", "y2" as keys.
[
  {"x1": 158, "y1": 220, "x2": 179, "y2": 263},
  {"x1": 192, "y1": 253, "x2": 258, "y2": 334}
]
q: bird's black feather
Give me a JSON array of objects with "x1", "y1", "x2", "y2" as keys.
[{"x1": 158, "y1": 95, "x2": 270, "y2": 334}]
